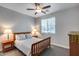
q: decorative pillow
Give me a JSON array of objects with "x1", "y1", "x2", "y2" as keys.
[
  {"x1": 25, "y1": 34, "x2": 32, "y2": 39},
  {"x1": 16, "y1": 34, "x2": 26, "y2": 40},
  {"x1": 25, "y1": 34, "x2": 27, "y2": 39}
]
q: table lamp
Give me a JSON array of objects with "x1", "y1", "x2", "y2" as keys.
[
  {"x1": 32, "y1": 28, "x2": 39, "y2": 37},
  {"x1": 4, "y1": 29, "x2": 12, "y2": 40}
]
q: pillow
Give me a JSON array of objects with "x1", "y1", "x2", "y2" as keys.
[
  {"x1": 25, "y1": 34, "x2": 27, "y2": 39},
  {"x1": 25, "y1": 34, "x2": 32, "y2": 39},
  {"x1": 16, "y1": 35, "x2": 20, "y2": 40},
  {"x1": 16, "y1": 34, "x2": 26, "y2": 40},
  {"x1": 20, "y1": 34, "x2": 26, "y2": 39}
]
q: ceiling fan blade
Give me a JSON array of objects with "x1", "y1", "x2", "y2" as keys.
[
  {"x1": 35, "y1": 12, "x2": 37, "y2": 15},
  {"x1": 41, "y1": 11, "x2": 46, "y2": 14},
  {"x1": 42, "y1": 5, "x2": 51, "y2": 9},
  {"x1": 46, "y1": 10, "x2": 49, "y2": 12},
  {"x1": 27, "y1": 8, "x2": 35, "y2": 10}
]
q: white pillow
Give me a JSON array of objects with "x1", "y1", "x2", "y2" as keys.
[
  {"x1": 16, "y1": 35, "x2": 20, "y2": 40},
  {"x1": 16, "y1": 34, "x2": 26, "y2": 40}
]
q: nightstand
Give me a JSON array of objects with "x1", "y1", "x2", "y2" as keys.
[{"x1": 2, "y1": 40, "x2": 14, "y2": 52}]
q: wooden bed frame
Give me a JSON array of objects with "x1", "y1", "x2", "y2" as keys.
[{"x1": 13, "y1": 32, "x2": 51, "y2": 56}]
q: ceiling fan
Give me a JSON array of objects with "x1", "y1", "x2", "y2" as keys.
[{"x1": 26, "y1": 3, "x2": 51, "y2": 15}]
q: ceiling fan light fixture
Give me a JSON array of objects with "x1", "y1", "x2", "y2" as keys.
[
  {"x1": 27, "y1": 3, "x2": 51, "y2": 15},
  {"x1": 36, "y1": 9, "x2": 41, "y2": 13}
]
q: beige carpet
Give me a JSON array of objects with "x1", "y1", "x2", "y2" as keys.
[
  {"x1": 0, "y1": 49, "x2": 24, "y2": 56},
  {"x1": 0, "y1": 45, "x2": 69, "y2": 56}
]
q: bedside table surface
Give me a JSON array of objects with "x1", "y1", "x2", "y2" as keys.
[{"x1": 2, "y1": 40, "x2": 14, "y2": 43}]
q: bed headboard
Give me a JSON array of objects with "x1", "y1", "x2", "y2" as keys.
[
  {"x1": 14, "y1": 32, "x2": 31, "y2": 34},
  {"x1": 13, "y1": 32, "x2": 31, "y2": 40}
]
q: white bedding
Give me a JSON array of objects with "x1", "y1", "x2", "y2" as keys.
[{"x1": 15, "y1": 37, "x2": 43, "y2": 56}]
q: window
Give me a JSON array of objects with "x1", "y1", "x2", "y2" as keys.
[{"x1": 41, "y1": 17, "x2": 55, "y2": 33}]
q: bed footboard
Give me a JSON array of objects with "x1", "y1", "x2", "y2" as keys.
[{"x1": 31, "y1": 37, "x2": 51, "y2": 56}]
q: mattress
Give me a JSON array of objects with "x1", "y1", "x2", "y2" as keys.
[{"x1": 15, "y1": 37, "x2": 43, "y2": 56}]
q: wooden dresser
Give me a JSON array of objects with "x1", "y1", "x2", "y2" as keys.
[{"x1": 68, "y1": 31, "x2": 79, "y2": 56}]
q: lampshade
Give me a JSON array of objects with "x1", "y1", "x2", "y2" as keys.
[
  {"x1": 4, "y1": 29, "x2": 12, "y2": 34},
  {"x1": 4, "y1": 29, "x2": 12, "y2": 40},
  {"x1": 32, "y1": 28, "x2": 38, "y2": 36}
]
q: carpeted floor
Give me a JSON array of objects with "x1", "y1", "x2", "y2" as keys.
[
  {"x1": 0, "y1": 45, "x2": 69, "y2": 56},
  {"x1": 0, "y1": 49, "x2": 24, "y2": 56}
]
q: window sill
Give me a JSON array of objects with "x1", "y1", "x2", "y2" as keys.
[{"x1": 41, "y1": 32, "x2": 55, "y2": 35}]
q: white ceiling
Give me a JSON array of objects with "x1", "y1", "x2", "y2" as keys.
[{"x1": 0, "y1": 3, "x2": 79, "y2": 18}]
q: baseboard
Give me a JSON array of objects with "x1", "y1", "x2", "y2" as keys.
[{"x1": 51, "y1": 43, "x2": 69, "y2": 49}]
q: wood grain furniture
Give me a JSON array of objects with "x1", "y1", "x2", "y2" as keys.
[
  {"x1": 14, "y1": 32, "x2": 51, "y2": 56},
  {"x1": 68, "y1": 31, "x2": 79, "y2": 56},
  {"x1": 32, "y1": 36, "x2": 38, "y2": 38},
  {"x1": 2, "y1": 40, "x2": 14, "y2": 52},
  {"x1": 31, "y1": 37, "x2": 51, "y2": 56}
]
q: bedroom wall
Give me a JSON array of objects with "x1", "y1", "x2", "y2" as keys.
[
  {"x1": 35, "y1": 6, "x2": 79, "y2": 49},
  {"x1": 0, "y1": 6, "x2": 35, "y2": 33}
]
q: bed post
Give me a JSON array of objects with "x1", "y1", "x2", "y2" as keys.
[{"x1": 49, "y1": 37, "x2": 51, "y2": 47}]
